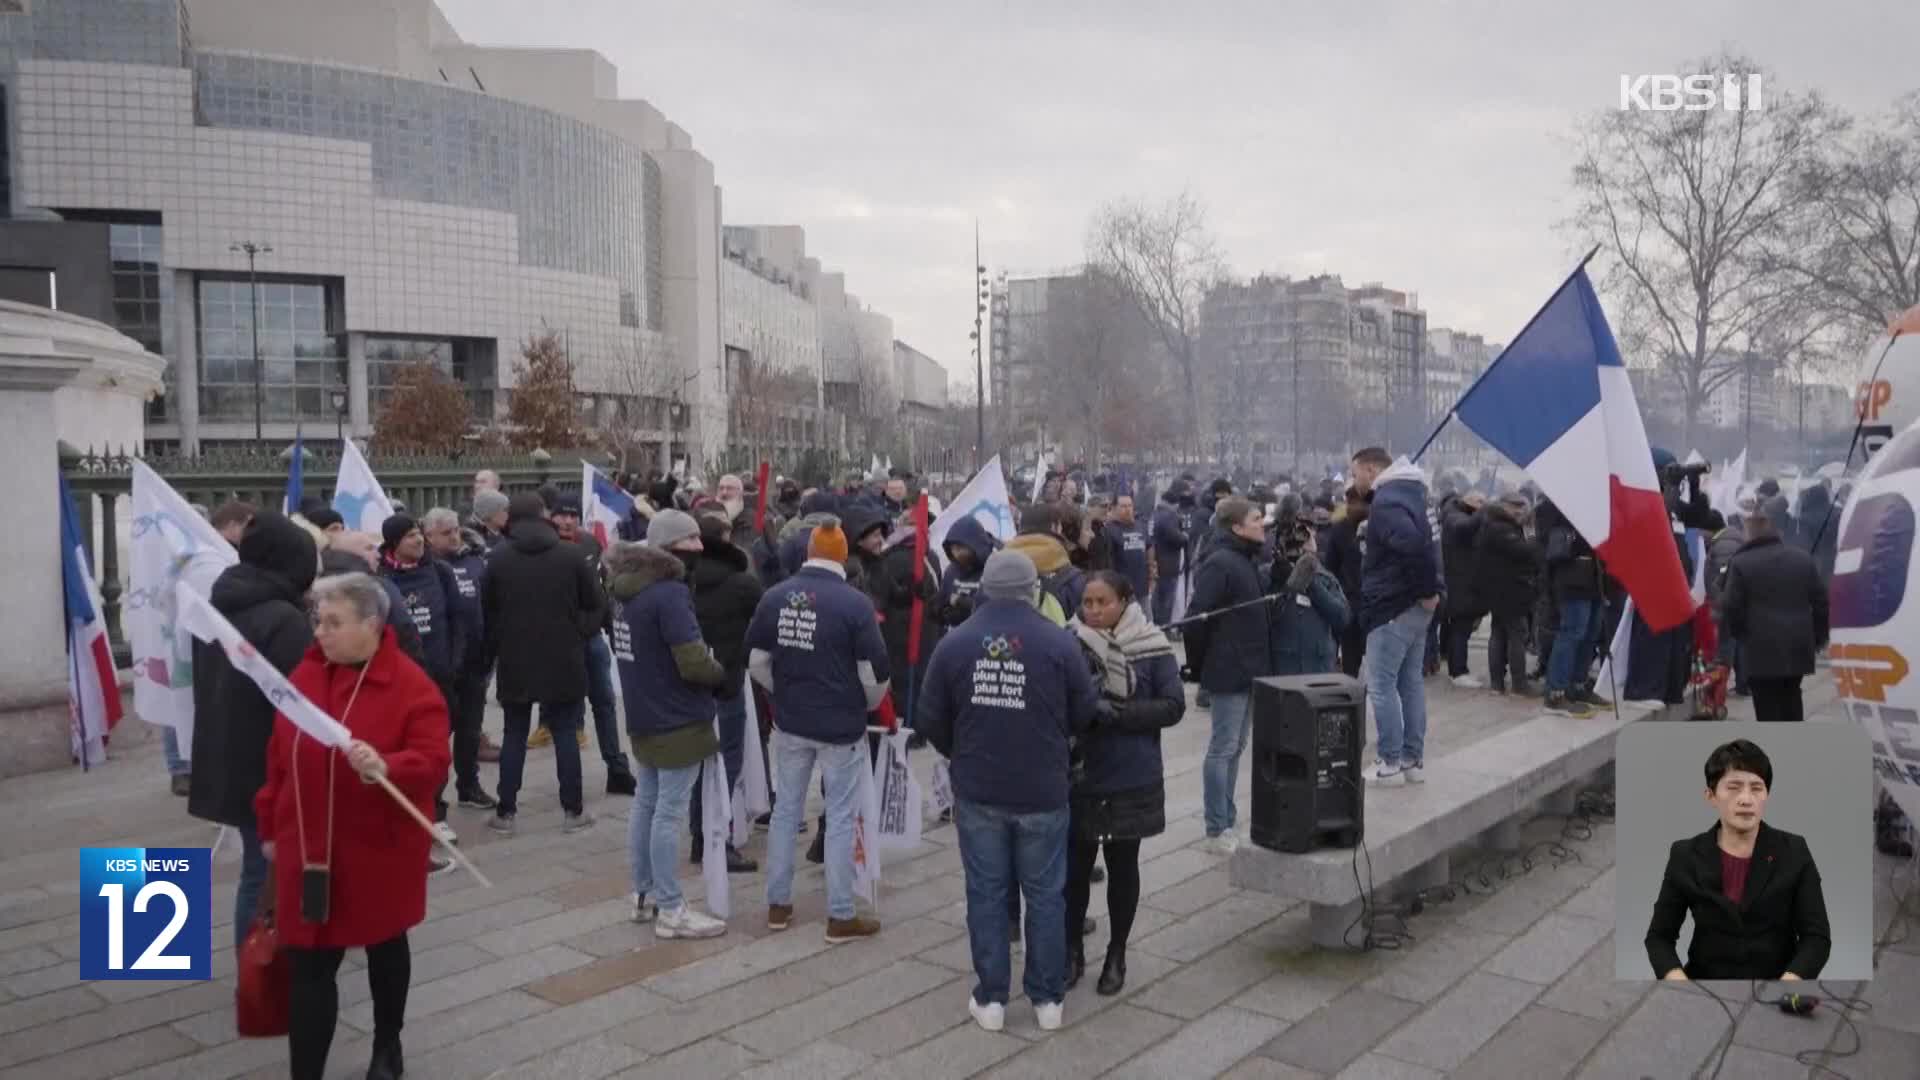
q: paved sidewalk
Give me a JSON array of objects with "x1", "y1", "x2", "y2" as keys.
[{"x1": 0, "y1": 670, "x2": 1913, "y2": 1079}]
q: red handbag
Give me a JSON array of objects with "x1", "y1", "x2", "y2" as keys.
[{"x1": 235, "y1": 876, "x2": 289, "y2": 1037}]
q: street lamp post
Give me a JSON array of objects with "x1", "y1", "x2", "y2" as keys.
[
  {"x1": 972, "y1": 222, "x2": 988, "y2": 474},
  {"x1": 231, "y1": 241, "x2": 272, "y2": 443},
  {"x1": 330, "y1": 387, "x2": 348, "y2": 444}
]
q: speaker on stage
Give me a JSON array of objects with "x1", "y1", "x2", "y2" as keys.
[{"x1": 1249, "y1": 674, "x2": 1364, "y2": 853}]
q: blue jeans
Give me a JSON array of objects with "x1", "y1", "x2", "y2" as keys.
[
  {"x1": 1203, "y1": 691, "x2": 1253, "y2": 836},
  {"x1": 954, "y1": 799, "x2": 1069, "y2": 1007},
  {"x1": 234, "y1": 821, "x2": 268, "y2": 952},
  {"x1": 1546, "y1": 597, "x2": 1606, "y2": 693},
  {"x1": 162, "y1": 728, "x2": 187, "y2": 777},
  {"x1": 498, "y1": 699, "x2": 585, "y2": 816},
  {"x1": 766, "y1": 729, "x2": 863, "y2": 920},
  {"x1": 689, "y1": 692, "x2": 749, "y2": 848},
  {"x1": 629, "y1": 761, "x2": 701, "y2": 911},
  {"x1": 1366, "y1": 606, "x2": 1432, "y2": 767},
  {"x1": 586, "y1": 634, "x2": 633, "y2": 779}
]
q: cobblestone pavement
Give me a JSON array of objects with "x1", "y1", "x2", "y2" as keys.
[{"x1": 0, "y1": 665, "x2": 1913, "y2": 1079}]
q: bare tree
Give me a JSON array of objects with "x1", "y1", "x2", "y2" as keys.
[
  {"x1": 1767, "y1": 91, "x2": 1920, "y2": 339},
  {"x1": 1567, "y1": 51, "x2": 1843, "y2": 448},
  {"x1": 592, "y1": 339, "x2": 678, "y2": 475},
  {"x1": 1034, "y1": 268, "x2": 1158, "y2": 473},
  {"x1": 731, "y1": 353, "x2": 819, "y2": 467},
  {"x1": 1752, "y1": 296, "x2": 1852, "y2": 465},
  {"x1": 1088, "y1": 192, "x2": 1227, "y2": 458}
]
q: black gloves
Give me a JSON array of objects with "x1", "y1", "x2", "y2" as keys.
[{"x1": 1179, "y1": 664, "x2": 1199, "y2": 684}]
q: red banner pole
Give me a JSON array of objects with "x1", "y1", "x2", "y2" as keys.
[{"x1": 752, "y1": 460, "x2": 772, "y2": 533}]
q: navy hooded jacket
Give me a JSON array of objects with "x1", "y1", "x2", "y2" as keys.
[
  {"x1": 1359, "y1": 461, "x2": 1444, "y2": 632},
  {"x1": 916, "y1": 596, "x2": 1097, "y2": 812},
  {"x1": 936, "y1": 516, "x2": 1001, "y2": 630},
  {"x1": 441, "y1": 530, "x2": 490, "y2": 676},
  {"x1": 1106, "y1": 518, "x2": 1151, "y2": 602},
  {"x1": 613, "y1": 545, "x2": 719, "y2": 738},
  {"x1": 381, "y1": 555, "x2": 466, "y2": 683},
  {"x1": 1150, "y1": 500, "x2": 1189, "y2": 577},
  {"x1": 746, "y1": 563, "x2": 890, "y2": 744}
]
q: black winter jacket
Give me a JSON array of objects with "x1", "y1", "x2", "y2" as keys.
[
  {"x1": 1471, "y1": 504, "x2": 1542, "y2": 618},
  {"x1": 1438, "y1": 496, "x2": 1483, "y2": 616},
  {"x1": 1646, "y1": 822, "x2": 1830, "y2": 980},
  {"x1": 1722, "y1": 534, "x2": 1830, "y2": 679},
  {"x1": 483, "y1": 519, "x2": 603, "y2": 704},
  {"x1": 1185, "y1": 529, "x2": 1275, "y2": 693},
  {"x1": 188, "y1": 517, "x2": 316, "y2": 829},
  {"x1": 688, "y1": 540, "x2": 764, "y2": 698}
]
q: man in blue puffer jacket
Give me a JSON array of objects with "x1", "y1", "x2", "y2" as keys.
[{"x1": 1351, "y1": 447, "x2": 1443, "y2": 787}]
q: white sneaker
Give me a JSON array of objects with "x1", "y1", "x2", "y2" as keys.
[
  {"x1": 630, "y1": 892, "x2": 655, "y2": 924},
  {"x1": 655, "y1": 905, "x2": 727, "y2": 940},
  {"x1": 1402, "y1": 762, "x2": 1426, "y2": 784},
  {"x1": 1201, "y1": 832, "x2": 1239, "y2": 856},
  {"x1": 433, "y1": 821, "x2": 458, "y2": 845},
  {"x1": 1035, "y1": 1001, "x2": 1064, "y2": 1031},
  {"x1": 1451, "y1": 674, "x2": 1484, "y2": 690},
  {"x1": 1364, "y1": 760, "x2": 1406, "y2": 786},
  {"x1": 969, "y1": 996, "x2": 1006, "y2": 1032},
  {"x1": 1626, "y1": 699, "x2": 1668, "y2": 712}
]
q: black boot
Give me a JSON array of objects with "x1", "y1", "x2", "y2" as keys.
[
  {"x1": 1066, "y1": 940, "x2": 1085, "y2": 990},
  {"x1": 726, "y1": 846, "x2": 760, "y2": 873},
  {"x1": 366, "y1": 1038, "x2": 404, "y2": 1080},
  {"x1": 1096, "y1": 950, "x2": 1126, "y2": 996},
  {"x1": 1090, "y1": 864, "x2": 1106, "y2": 884},
  {"x1": 806, "y1": 827, "x2": 826, "y2": 865}
]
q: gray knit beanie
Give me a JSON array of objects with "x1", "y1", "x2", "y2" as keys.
[
  {"x1": 979, "y1": 549, "x2": 1039, "y2": 602},
  {"x1": 646, "y1": 508, "x2": 702, "y2": 549}
]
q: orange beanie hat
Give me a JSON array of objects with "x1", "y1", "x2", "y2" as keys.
[{"x1": 808, "y1": 523, "x2": 849, "y2": 564}]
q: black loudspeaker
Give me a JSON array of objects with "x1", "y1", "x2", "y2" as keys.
[{"x1": 1250, "y1": 674, "x2": 1365, "y2": 853}]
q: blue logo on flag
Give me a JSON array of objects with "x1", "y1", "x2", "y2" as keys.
[{"x1": 79, "y1": 847, "x2": 212, "y2": 981}]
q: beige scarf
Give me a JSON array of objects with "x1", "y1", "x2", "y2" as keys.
[{"x1": 1070, "y1": 601, "x2": 1174, "y2": 700}]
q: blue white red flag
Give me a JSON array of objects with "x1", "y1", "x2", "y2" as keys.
[
  {"x1": 284, "y1": 429, "x2": 303, "y2": 515},
  {"x1": 581, "y1": 462, "x2": 634, "y2": 548},
  {"x1": 60, "y1": 472, "x2": 122, "y2": 769},
  {"x1": 1454, "y1": 267, "x2": 1694, "y2": 631}
]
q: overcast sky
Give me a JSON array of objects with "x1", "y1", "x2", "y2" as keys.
[{"x1": 441, "y1": 0, "x2": 1917, "y2": 387}]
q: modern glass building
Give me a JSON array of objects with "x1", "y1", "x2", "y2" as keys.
[{"x1": 0, "y1": 0, "x2": 724, "y2": 460}]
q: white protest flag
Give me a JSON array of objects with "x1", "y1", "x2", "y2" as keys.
[
  {"x1": 700, "y1": 729, "x2": 733, "y2": 919},
  {"x1": 874, "y1": 730, "x2": 921, "y2": 854},
  {"x1": 129, "y1": 462, "x2": 239, "y2": 759},
  {"x1": 730, "y1": 674, "x2": 770, "y2": 846},
  {"x1": 1708, "y1": 449, "x2": 1747, "y2": 521},
  {"x1": 1593, "y1": 596, "x2": 1633, "y2": 700},
  {"x1": 869, "y1": 453, "x2": 883, "y2": 479},
  {"x1": 332, "y1": 441, "x2": 394, "y2": 534},
  {"x1": 851, "y1": 749, "x2": 882, "y2": 908},
  {"x1": 1031, "y1": 452, "x2": 1049, "y2": 503},
  {"x1": 174, "y1": 582, "x2": 350, "y2": 748},
  {"x1": 928, "y1": 454, "x2": 1017, "y2": 571}
]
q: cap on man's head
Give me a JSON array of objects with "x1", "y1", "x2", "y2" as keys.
[
  {"x1": 646, "y1": 508, "x2": 701, "y2": 550},
  {"x1": 550, "y1": 494, "x2": 582, "y2": 518},
  {"x1": 380, "y1": 513, "x2": 418, "y2": 552},
  {"x1": 808, "y1": 522, "x2": 850, "y2": 564},
  {"x1": 472, "y1": 490, "x2": 510, "y2": 520},
  {"x1": 980, "y1": 549, "x2": 1039, "y2": 602},
  {"x1": 506, "y1": 492, "x2": 547, "y2": 522}
]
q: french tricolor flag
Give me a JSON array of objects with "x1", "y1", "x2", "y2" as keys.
[
  {"x1": 59, "y1": 472, "x2": 122, "y2": 769},
  {"x1": 1454, "y1": 266, "x2": 1694, "y2": 632},
  {"x1": 582, "y1": 461, "x2": 634, "y2": 548}
]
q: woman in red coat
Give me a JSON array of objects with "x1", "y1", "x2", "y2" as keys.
[{"x1": 254, "y1": 572, "x2": 450, "y2": 1080}]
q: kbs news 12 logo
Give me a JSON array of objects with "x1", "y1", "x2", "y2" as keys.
[
  {"x1": 79, "y1": 847, "x2": 212, "y2": 981},
  {"x1": 1619, "y1": 74, "x2": 1764, "y2": 112}
]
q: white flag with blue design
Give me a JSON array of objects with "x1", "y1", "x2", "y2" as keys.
[
  {"x1": 129, "y1": 462, "x2": 237, "y2": 760},
  {"x1": 332, "y1": 442, "x2": 394, "y2": 533},
  {"x1": 928, "y1": 454, "x2": 1016, "y2": 571}
]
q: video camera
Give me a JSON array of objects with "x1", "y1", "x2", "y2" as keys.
[{"x1": 1660, "y1": 461, "x2": 1710, "y2": 489}]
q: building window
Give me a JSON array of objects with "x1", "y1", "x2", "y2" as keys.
[
  {"x1": 110, "y1": 223, "x2": 167, "y2": 420},
  {"x1": 0, "y1": 84, "x2": 11, "y2": 219},
  {"x1": 196, "y1": 275, "x2": 342, "y2": 423},
  {"x1": 364, "y1": 334, "x2": 496, "y2": 420}
]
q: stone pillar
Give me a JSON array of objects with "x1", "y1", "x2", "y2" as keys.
[
  {"x1": 171, "y1": 269, "x2": 201, "y2": 454},
  {"x1": 346, "y1": 332, "x2": 369, "y2": 437},
  {"x1": 0, "y1": 301, "x2": 165, "y2": 777}
]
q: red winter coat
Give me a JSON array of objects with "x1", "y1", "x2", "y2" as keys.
[{"x1": 254, "y1": 627, "x2": 450, "y2": 950}]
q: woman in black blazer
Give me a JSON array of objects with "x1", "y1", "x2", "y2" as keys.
[{"x1": 1645, "y1": 740, "x2": 1831, "y2": 981}]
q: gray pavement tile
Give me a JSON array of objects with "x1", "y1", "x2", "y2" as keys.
[
  {"x1": 1106, "y1": 1005, "x2": 1288, "y2": 1080},
  {"x1": 827, "y1": 973, "x2": 970, "y2": 1058},
  {"x1": 980, "y1": 1003, "x2": 1182, "y2": 1080},
  {"x1": 644, "y1": 921, "x2": 837, "y2": 1002},
  {"x1": 1712, "y1": 1044, "x2": 1820, "y2": 1080},
  {"x1": 1142, "y1": 867, "x2": 1236, "y2": 916},
  {"x1": 848, "y1": 1021, "x2": 1027, "y2": 1080},
  {"x1": 0, "y1": 1022, "x2": 198, "y2": 1080},
  {"x1": 1133, "y1": 923, "x2": 1301, "y2": 1020},
  {"x1": 1864, "y1": 948, "x2": 1920, "y2": 1034},
  {"x1": 778, "y1": 917, "x2": 962, "y2": 990},
  {"x1": 1536, "y1": 936, "x2": 1649, "y2": 1023},
  {"x1": 1258, "y1": 988, "x2": 1423, "y2": 1075},
  {"x1": 1573, "y1": 985, "x2": 1741, "y2": 1080},
  {"x1": 1234, "y1": 946, "x2": 1391, "y2": 1023},
  {"x1": 479, "y1": 1034, "x2": 648, "y2": 1080},
  {"x1": 1734, "y1": 983, "x2": 1848, "y2": 1057},
  {"x1": 1361, "y1": 926, "x2": 1511, "y2": 1003},
  {"x1": 731, "y1": 959, "x2": 953, "y2": 1057},
  {"x1": 1450, "y1": 860, "x2": 1606, "y2": 936},
  {"x1": 342, "y1": 943, "x2": 593, "y2": 1032},
  {"x1": 1481, "y1": 912, "x2": 1611, "y2": 985},
  {"x1": 327, "y1": 989, "x2": 552, "y2": 1078},
  {"x1": 1133, "y1": 893, "x2": 1286, "y2": 963},
  {"x1": 0, "y1": 946, "x2": 60, "y2": 980},
  {"x1": 611, "y1": 967, "x2": 827, "y2": 1056},
  {"x1": 0, "y1": 983, "x2": 104, "y2": 1038},
  {"x1": 1375, "y1": 970, "x2": 1541, "y2": 1072},
  {"x1": 610, "y1": 1036, "x2": 762, "y2": 1080},
  {"x1": 1136, "y1": 847, "x2": 1220, "y2": 897},
  {"x1": 1219, "y1": 1059, "x2": 1324, "y2": 1080},
  {"x1": 1851, "y1": 1018, "x2": 1920, "y2": 1079},
  {"x1": 1560, "y1": 867, "x2": 1615, "y2": 921},
  {"x1": 413, "y1": 982, "x2": 673, "y2": 1078},
  {"x1": 471, "y1": 897, "x2": 634, "y2": 956},
  {"x1": 736, "y1": 1039, "x2": 873, "y2": 1080},
  {"x1": 118, "y1": 1030, "x2": 289, "y2": 1080},
  {"x1": 1331, "y1": 1054, "x2": 1446, "y2": 1080},
  {"x1": 0, "y1": 980, "x2": 226, "y2": 1070},
  {"x1": 1447, "y1": 1005, "x2": 1609, "y2": 1080},
  {"x1": 407, "y1": 894, "x2": 566, "y2": 953}
]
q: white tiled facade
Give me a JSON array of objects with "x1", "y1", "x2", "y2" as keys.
[{"x1": 0, "y1": 0, "x2": 722, "y2": 462}]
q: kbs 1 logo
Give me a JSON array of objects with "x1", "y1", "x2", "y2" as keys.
[
  {"x1": 79, "y1": 847, "x2": 212, "y2": 981},
  {"x1": 1619, "y1": 74, "x2": 1764, "y2": 112}
]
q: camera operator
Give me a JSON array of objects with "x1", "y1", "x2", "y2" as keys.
[
  {"x1": 1621, "y1": 450, "x2": 1713, "y2": 706},
  {"x1": 1268, "y1": 516, "x2": 1349, "y2": 677}
]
